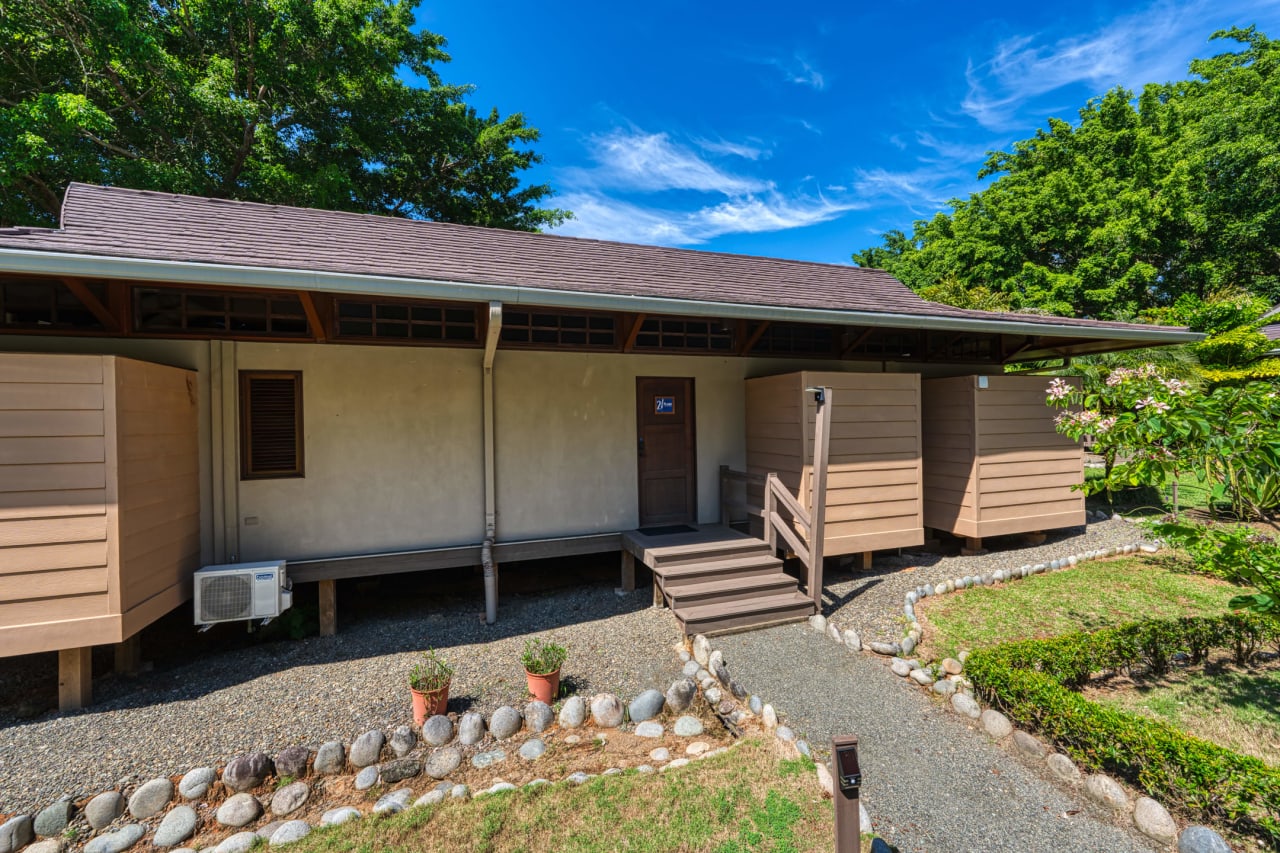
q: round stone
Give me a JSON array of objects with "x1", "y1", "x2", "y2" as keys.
[
  {"x1": 1177, "y1": 826, "x2": 1232, "y2": 853},
  {"x1": 661, "y1": 759, "x2": 691, "y2": 772},
  {"x1": 649, "y1": 747, "x2": 670, "y2": 762},
  {"x1": 704, "y1": 686, "x2": 723, "y2": 704},
  {"x1": 414, "y1": 790, "x2": 446, "y2": 808},
  {"x1": 314, "y1": 741, "x2": 345, "y2": 775},
  {"x1": 1084, "y1": 773, "x2": 1130, "y2": 812},
  {"x1": 629, "y1": 689, "x2": 666, "y2": 723},
  {"x1": 524, "y1": 701, "x2": 555, "y2": 733},
  {"x1": 950, "y1": 693, "x2": 981, "y2": 719},
  {"x1": 373, "y1": 789, "x2": 413, "y2": 814},
  {"x1": 558, "y1": 696, "x2": 587, "y2": 729},
  {"x1": 353, "y1": 766, "x2": 379, "y2": 790},
  {"x1": 673, "y1": 715, "x2": 704, "y2": 737},
  {"x1": 692, "y1": 634, "x2": 711, "y2": 666},
  {"x1": 890, "y1": 658, "x2": 912, "y2": 677},
  {"x1": 269, "y1": 820, "x2": 311, "y2": 846},
  {"x1": 274, "y1": 746, "x2": 310, "y2": 778},
  {"x1": 815, "y1": 763, "x2": 834, "y2": 797},
  {"x1": 1012, "y1": 730, "x2": 1047, "y2": 759},
  {"x1": 379, "y1": 757, "x2": 421, "y2": 784},
  {"x1": 223, "y1": 752, "x2": 274, "y2": 792},
  {"x1": 980, "y1": 709, "x2": 1013, "y2": 739},
  {"x1": 457, "y1": 712, "x2": 486, "y2": 744},
  {"x1": 215, "y1": 832, "x2": 259, "y2": 853},
  {"x1": 83, "y1": 825, "x2": 144, "y2": 853},
  {"x1": 270, "y1": 781, "x2": 310, "y2": 816},
  {"x1": 128, "y1": 778, "x2": 174, "y2": 819},
  {"x1": 349, "y1": 730, "x2": 386, "y2": 768},
  {"x1": 84, "y1": 792, "x2": 124, "y2": 830},
  {"x1": 634, "y1": 721, "x2": 664, "y2": 738},
  {"x1": 748, "y1": 695, "x2": 763, "y2": 715},
  {"x1": 389, "y1": 725, "x2": 417, "y2": 757},
  {"x1": 424, "y1": 747, "x2": 463, "y2": 779},
  {"x1": 320, "y1": 807, "x2": 361, "y2": 826},
  {"x1": 1133, "y1": 797, "x2": 1178, "y2": 846},
  {"x1": 216, "y1": 793, "x2": 262, "y2": 828},
  {"x1": 775, "y1": 725, "x2": 796, "y2": 742},
  {"x1": 931, "y1": 679, "x2": 956, "y2": 696},
  {"x1": 762, "y1": 704, "x2": 778, "y2": 729},
  {"x1": 908, "y1": 668, "x2": 934, "y2": 686},
  {"x1": 941, "y1": 658, "x2": 963, "y2": 675},
  {"x1": 519, "y1": 738, "x2": 547, "y2": 760},
  {"x1": 472, "y1": 749, "x2": 506, "y2": 769},
  {"x1": 1046, "y1": 753, "x2": 1081, "y2": 784},
  {"x1": 33, "y1": 800, "x2": 73, "y2": 838},
  {"x1": 591, "y1": 693, "x2": 624, "y2": 728},
  {"x1": 665, "y1": 678, "x2": 697, "y2": 713},
  {"x1": 842, "y1": 629, "x2": 861, "y2": 651},
  {"x1": 905, "y1": 591, "x2": 918, "y2": 605},
  {"x1": 0, "y1": 816, "x2": 32, "y2": 853},
  {"x1": 489, "y1": 706, "x2": 523, "y2": 740},
  {"x1": 422, "y1": 714, "x2": 454, "y2": 746},
  {"x1": 154, "y1": 806, "x2": 198, "y2": 848},
  {"x1": 682, "y1": 660, "x2": 700, "y2": 677},
  {"x1": 869, "y1": 641, "x2": 901, "y2": 656},
  {"x1": 25, "y1": 839, "x2": 65, "y2": 853},
  {"x1": 827, "y1": 624, "x2": 841, "y2": 642},
  {"x1": 808, "y1": 614, "x2": 827, "y2": 633},
  {"x1": 450, "y1": 784, "x2": 470, "y2": 800}
]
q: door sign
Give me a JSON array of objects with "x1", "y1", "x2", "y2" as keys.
[{"x1": 654, "y1": 396, "x2": 675, "y2": 415}]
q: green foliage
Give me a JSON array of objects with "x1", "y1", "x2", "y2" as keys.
[
  {"x1": 520, "y1": 637, "x2": 567, "y2": 676},
  {"x1": 916, "y1": 275, "x2": 1015, "y2": 312},
  {"x1": 0, "y1": 0, "x2": 567, "y2": 231},
  {"x1": 854, "y1": 28, "x2": 1280, "y2": 317},
  {"x1": 965, "y1": 613, "x2": 1280, "y2": 845},
  {"x1": 408, "y1": 648, "x2": 453, "y2": 691},
  {"x1": 1151, "y1": 520, "x2": 1280, "y2": 614}
]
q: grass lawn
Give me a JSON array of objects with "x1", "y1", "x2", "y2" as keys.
[
  {"x1": 288, "y1": 739, "x2": 875, "y2": 853},
  {"x1": 1085, "y1": 658, "x2": 1280, "y2": 766},
  {"x1": 918, "y1": 554, "x2": 1243, "y2": 660},
  {"x1": 1085, "y1": 468, "x2": 1217, "y2": 516}
]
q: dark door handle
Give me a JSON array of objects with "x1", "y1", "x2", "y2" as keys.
[{"x1": 638, "y1": 437, "x2": 645, "y2": 456}]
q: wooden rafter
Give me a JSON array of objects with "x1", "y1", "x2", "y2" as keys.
[
  {"x1": 739, "y1": 321, "x2": 771, "y2": 355},
  {"x1": 297, "y1": 291, "x2": 328, "y2": 342},
  {"x1": 1002, "y1": 337, "x2": 1040, "y2": 362},
  {"x1": 61, "y1": 277, "x2": 119, "y2": 332},
  {"x1": 622, "y1": 313, "x2": 647, "y2": 353},
  {"x1": 841, "y1": 327, "x2": 876, "y2": 357}
]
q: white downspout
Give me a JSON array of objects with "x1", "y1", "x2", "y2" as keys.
[{"x1": 482, "y1": 302, "x2": 502, "y2": 624}]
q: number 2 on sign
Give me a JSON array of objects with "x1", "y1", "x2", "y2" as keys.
[{"x1": 654, "y1": 396, "x2": 675, "y2": 415}]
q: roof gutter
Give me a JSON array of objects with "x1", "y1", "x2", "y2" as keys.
[{"x1": 0, "y1": 247, "x2": 1203, "y2": 345}]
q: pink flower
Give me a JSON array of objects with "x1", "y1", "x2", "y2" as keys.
[
  {"x1": 1105, "y1": 368, "x2": 1132, "y2": 386},
  {"x1": 1095, "y1": 416, "x2": 1118, "y2": 434},
  {"x1": 1046, "y1": 378, "x2": 1071, "y2": 401}
]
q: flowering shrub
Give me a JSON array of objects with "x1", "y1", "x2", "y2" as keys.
[{"x1": 1046, "y1": 366, "x2": 1280, "y2": 519}]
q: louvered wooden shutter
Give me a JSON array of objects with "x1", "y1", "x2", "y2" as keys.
[{"x1": 240, "y1": 371, "x2": 303, "y2": 479}]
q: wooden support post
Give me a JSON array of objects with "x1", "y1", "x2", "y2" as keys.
[
  {"x1": 961, "y1": 537, "x2": 986, "y2": 556},
  {"x1": 621, "y1": 550, "x2": 636, "y2": 592},
  {"x1": 114, "y1": 634, "x2": 142, "y2": 675},
  {"x1": 58, "y1": 647, "x2": 92, "y2": 711},
  {"x1": 652, "y1": 577, "x2": 664, "y2": 608},
  {"x1": 808, "y1": 387, "x2": 831, "y2": 607},
  {"x1": 856, "y1": 551, "x2": 873, "y2": 571},
  {"x1": 318, "y1": 580, "x2": 337, "y2": 637}
]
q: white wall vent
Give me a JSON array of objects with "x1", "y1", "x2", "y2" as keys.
[{"x1": 194, "y1": 560, "x2": 292, "y2": 625}]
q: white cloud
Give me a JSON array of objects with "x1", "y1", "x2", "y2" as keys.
[
  {"x1": 851, "y1": 165, "x2": 974, "y2": 215},
  {"x1": 960, "y1": 0, "x2": 1280, "y2": 129},
  {"x1": 552, "y1": 191, "x2": 859, "y2": 246},
  {"x1": 753, "y1": 52, "x2": 826, "y2": 90},
  {"x1": 694, "y1": 137, "x2": 772, "y2": 160},
  {"x1": 914, "y1": 132, "x2": 999, "y2": 164},
  {"x1": 579, "y1": 129, "x2": 771, "y2": 195}
]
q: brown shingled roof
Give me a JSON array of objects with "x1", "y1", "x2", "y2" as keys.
[{"x1": 0, "y1": 183, "x2": 1182, "y2": 337}]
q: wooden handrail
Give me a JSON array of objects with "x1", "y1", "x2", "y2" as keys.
[{"x1": 717, "y1": 386, "x2": 831, "y2": 608}]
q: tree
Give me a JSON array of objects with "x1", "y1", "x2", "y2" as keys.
[
  {"x1": 0, "y1": 0, "x2": 568, "y2": 231},
  {"x1": 853, "y1": 29, "x2": 1280, "y2": 319}
]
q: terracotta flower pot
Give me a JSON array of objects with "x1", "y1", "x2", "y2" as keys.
[
  {"x1": 525, "y1": 668, "x2": 561, "y2": 704},
  {"x1": 410, "y1": 683, "x2": 450, "y2": 725}
]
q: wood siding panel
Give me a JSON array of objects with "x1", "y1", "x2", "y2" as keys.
[
  {"x1": 0, "y1": 592, "x2": 110, "y2": 625},
  {"x1": 0, "y1": 383, "x2": 104, "y2": 411},
  {"x1": 0, "y1": 354, "x2": 104, "y2": 384},
  {"x1": 0, "y1": 462, "x2": 106, "y2": 492},
  {"x1": 921, "y1": 376, "x2": 977, "y2": 532},
  {"x1": 0, "y1": 436, "x2": 106, "y2": 465},
  {"x1": 0, "y1": 410, "x2": 105, "y2": 438},
  {"x1": 1, "y1": 541, "x2": 108, "y2": 574}
]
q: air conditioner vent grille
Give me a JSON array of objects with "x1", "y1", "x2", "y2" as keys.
[{"x1": 200, "y1": 574, "x2": 253, "y2": 622}]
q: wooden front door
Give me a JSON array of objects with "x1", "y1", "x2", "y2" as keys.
[{"x1": 636, "y1": 377, "x2": 697, "y2": 527}]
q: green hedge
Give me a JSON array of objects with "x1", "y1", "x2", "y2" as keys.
[{"x1": 965, "y1": 613, "x2": 1280, "y2": 847}]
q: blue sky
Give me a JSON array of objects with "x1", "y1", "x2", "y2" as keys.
[{"x1": 418, "y1": 0, "x2": 1280, "y2": 265}]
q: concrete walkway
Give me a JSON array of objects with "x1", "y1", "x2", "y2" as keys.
[{"x1": 716, "y1": 624, "x2": 1159, "y2": 853}]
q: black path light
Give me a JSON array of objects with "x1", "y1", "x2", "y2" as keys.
[{"x1": 832, "y1": 734, "x2": 862, "y2": 852}]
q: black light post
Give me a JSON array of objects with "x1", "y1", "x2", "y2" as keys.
[{"x1": 832, "y1": 734, "x2": 862, "y2": 852}]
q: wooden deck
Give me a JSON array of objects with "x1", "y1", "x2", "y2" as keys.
[{"x1": 623, "y1": 525, "x2": 814, "y2": 635}]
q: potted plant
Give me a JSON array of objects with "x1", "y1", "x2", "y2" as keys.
[
  {"x1": 521, "y1": 637, "x2": 567, "y2": 704},
  {"x1": 409, "y1": 649, "x2": 453, "y2": 725}
]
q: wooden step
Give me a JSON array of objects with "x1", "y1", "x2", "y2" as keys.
[
  {"x1": 666, "y1": 572, "x2": 797, "y2": 608},
  {"x1": 648, "y1": 537, "x2": 772, "y2": 568},
  {"x1": 676, "y1": 590, "x2": 815, "y2": 635},
  {"x1": 655, "y1": 553, "x2": 783, "y2": 588}
]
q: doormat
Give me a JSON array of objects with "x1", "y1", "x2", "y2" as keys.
[{"x1": 636, "y1": 524, "x2": 697, "y2": 536}]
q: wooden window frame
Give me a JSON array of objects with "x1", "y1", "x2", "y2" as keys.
[
  {"x1": 239, "y1": 370, "x2": 305, "y2": 480},
  {"x1": 499, "y1": 308, "x2": 620, "y2": 350},
  {"x1": 133, "y1": 286, "x2": 311, "y2": 340},
  {"x1": 331, "y1": 297, "x2": 482, "y2": 346}
]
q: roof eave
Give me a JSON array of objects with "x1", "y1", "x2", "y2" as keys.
[{"x1": 0, "y1": 247, "x2": 1203, "y2": 346}]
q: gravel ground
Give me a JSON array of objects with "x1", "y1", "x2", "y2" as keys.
[
  {"x1": 0, "y1": 571, "x2": 683, "y2": 814},
  {"x1": 716, "y1": 624, "x2": 1160, "y2": 853},
  {"x1": 823, "y1": 518, "x2": 1142, "y2": 642}
]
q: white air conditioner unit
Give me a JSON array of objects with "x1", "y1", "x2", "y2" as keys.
[{"x1": 194, "y1": 560, "x2": 293, "y2": 626}]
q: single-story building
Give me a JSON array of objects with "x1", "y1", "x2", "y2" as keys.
[{"x1": 0, "y1": 184, "x2": 1200, "y2": 708}]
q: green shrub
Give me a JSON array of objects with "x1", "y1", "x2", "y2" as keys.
[
  {"x1": 520, "y1": 637, "x2": 567, "y2": 676},
  {"x1": 966, "y1": 612, "x2": 1280, "y2": 846}
]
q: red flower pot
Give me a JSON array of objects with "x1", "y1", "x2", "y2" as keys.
[
  {"x1": 410, "y1": 683, "x2": 450, "y2": 725},
  {"x1": 525, "y1": 668, "x2": 561, "y2": 704}
]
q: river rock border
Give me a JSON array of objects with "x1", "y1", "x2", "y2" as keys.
[
  {"x1": 0, "y1": 666, "x2": 752, "y2": 853},
  {"x1": 803, "y1": 525, "x2": 1238, "y2": 853}
]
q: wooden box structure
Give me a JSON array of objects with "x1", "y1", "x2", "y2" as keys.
[
  {"x1": 744, "y1": 371, "x2": 924, "y2": 557},
  {"x1": 0, "y1": 354, "x2": 200, "y2": 699},
  {"x1": 921, "y1": 374, "x2": 1084, "y2": 542}
]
